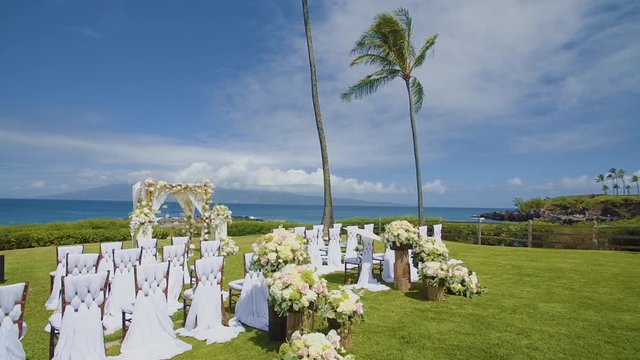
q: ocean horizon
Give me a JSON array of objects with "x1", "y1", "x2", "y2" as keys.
[{"x1": 0, "y1": 198, "x2": 509, "y2": 225}]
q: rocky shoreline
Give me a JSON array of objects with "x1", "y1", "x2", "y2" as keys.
[{"x1": 478, "y1": 209, "x2": 620, "y2": 224}]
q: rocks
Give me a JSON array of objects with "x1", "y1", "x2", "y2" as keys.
[{"x1": 478, "y1": 209, "x2": 617, "y2": 224}]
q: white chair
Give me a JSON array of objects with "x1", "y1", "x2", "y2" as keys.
[
  {"x1": 332, "y1": 223, "x2": 343, "y2": 234},
  {"x1": 293, "y1": 227, "x2": 306, "y2": 236},
  {"x1": 364, "y1": 223, "x2": 374, "y2": 233},
  {"x1": 228, "y1": 253, "x2": 253, "y2": 310},
  {"x1": 97, "y1": 242, "x2": 122, "y2": 277},
  {"x1": 49, "y1": 272, "x2": 109, "y2": 360},
  {"x1": 163, "y1": 244, "x2": 187, "y2": 315},
  {"x1": 171, "y1": 236, "x2": 190, "y2": 247},
  {"x1": 200, "y1": 240, "x2": 221, "y2": 258},
  {"x1": 103, "y1": 248, "x2": 142, "y2": 335},
  {"x1": 139, "y1": 238, "x2": 158, "y2": 264},
  {"x1": 118, "y1": 262, "x2": 191, "y2": 359},
  {"x1": 46, "y1": 245, "x2": 83, "y2": 310},
  {"x1": 327, "y1": 227, "x2": 343, "y2": 271},
  {"x1": 433, "y1": 224, "x2": 443, "y2": 240},
  {"x1": 0, "y1": 282, "x2": 29, "y2": 359},
  {"x1": 313, "y1": 224, "x2": 324, "y2": 235},
  {"x1": 177, "y1": 257, "x2": 242, "y2": 344},
  {"x1": 418, "y1": 225, "x2": 428, "y2": 237},
  {"x1": 65, "y1": 253, "x2": 100, "y2": 277},
  {"x1": 183, "y1": 256, "x2": 224, "y2": 317},
  {"x1": 344, "y1": 227, "x2": 361, "y2": 282},
  {"x1": 345, "y1": 235, "x2": 389, "y2": 292}
]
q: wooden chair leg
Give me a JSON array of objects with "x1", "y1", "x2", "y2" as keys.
[
  {"x1": 228, "y1": 289, "x2": 234, "y2": 312},
  {"x1": 121, "y1": 311, "x2": 127, "y2": 341},
  {"x1": 221, "y1": 293, "x2": 228, "y2": 326},
  {"x1": 183, "y1": 298, "x2": 188, "y2": 326},
  {"x1": 49, "y1": 328, "x2": 55, "y2": 359}
]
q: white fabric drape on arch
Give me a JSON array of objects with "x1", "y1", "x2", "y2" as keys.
[
  {"x1": 52, "y1": 273, "x2": 108, "y2": 360},
  {"x1": 177, "y1": 258, "x2": 243, "y2": 343},
  {"x1": 0, "y1": 283, "x2": 26, "y2": 360},
  {"x1": 345, "y1": 235, "x2": 389, "y2": 292},
  {"x1": 229, "y1": 271, "x2": 269, "y2": 331}
]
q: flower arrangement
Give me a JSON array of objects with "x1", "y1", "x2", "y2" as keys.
[
  {"x1": 200, "y1": 210, "x2": 215, "y2": 240},
  {"x1": 129, "y1": 205, "x2": 157, "y2": 238},
  {"x1": 251, "y1": 228, "x2": 309, "y2": 276},
  {"x1": 219, "y1": 236, "x2": 239, "y2": 256},
  {"x1": 278, "y1": 330, "x2": 355, "y2": 360},
  {"x1": 412, "y1": 236, "x2": 449, "y2": 268},
  {"x1": 418, "y1": 261, "x2": 449, "y2": 287},
  {"x1": 381, "y1": 220, "x2": 420, "y2": 249},
  {"x1": 267, "y1": 264, "x2": 328, "y2": 316},
  {"x1": 323, "y1": 288, "x2": 364, "y2": 328},
  {"x1": 211, "y1": 204, "x2": 233, "y2": 226},
  {"x1": 447, "y1": 265, "x2": 483, "y2": 297}
]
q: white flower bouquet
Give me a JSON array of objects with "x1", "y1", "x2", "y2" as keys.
[
  {"x1": 447, "y1": 265, "x2": 484, "y2": 297},
  {"x1": 251, "y1": 228, "x2": 309, "y2": 276},
  {"x1": 129, "y1": 205, "x2": 157, "y2": 237},
  {"x1": 381, "y1": 220, "x2": 420, "y2": 250},
  {"x1": 219, "y1": 236, "x2": 239, "y2": 256},
  {"x1": 418, "y1": 261, "x2": 450, "y2": 287},
  {"x1": 278, "y1": 330, "x2": 355, "y2": 360},
  {"x1": 323, "y1": 288, "x2": 364, "y2": 328},
  {"x1": 267, "y1": 264, "x2": 328, "y2": 316},
  {"x1": 412, "y1": 236, "x2": 449, "y2": 267},
  {"x1": 211, "y1": 204, "x2": 233, "y2": 226}
]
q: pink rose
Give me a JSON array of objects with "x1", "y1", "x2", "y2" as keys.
[
  {"x1": 354, "y1": 303, "x2": 364, "y2": 314},
  {"x1": 298, "y1": 283, "x2": 310, "y2": 293},
  {"x1": 323, "y1": 349, "x2": 337, "y2": 360},
  {"x1": 298, "y1": 348, "x2": 309, "y2": 357},
  {"x1": 313, "y1": 282, "x2": 325, "y2": 293}
]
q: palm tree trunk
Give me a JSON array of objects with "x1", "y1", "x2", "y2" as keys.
[
  {"x1": 302, "y1": 0, "x2": 334, "y2": 229},
  {"x1": 405, "y1": 78, "x2": 425, "y2": 225}
]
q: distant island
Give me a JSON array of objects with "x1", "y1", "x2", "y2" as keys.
[
  {"x1": 480, "y1": 195, "x2": 640, "y2": 224},
  {"x1": 36, "y1": 183, "x2": 403, "y2": 207}
]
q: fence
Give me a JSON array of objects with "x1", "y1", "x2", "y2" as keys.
[{"x1": 441, "y1": 221, "x2": 640, "y2": 251}]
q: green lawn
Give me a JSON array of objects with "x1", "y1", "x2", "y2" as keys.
[{"x1": 3, "y1": 235, "x2": 639, "y2": 359}]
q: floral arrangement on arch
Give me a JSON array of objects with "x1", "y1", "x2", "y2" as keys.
[
  {"x1": 219, "y1": 236, "x2": 239, "y2": 256},
  {"x1": 412, "y1": 236, "x2": 449, "y2": 268},
  {"x1": 267, "y1": 264, "x2": 328, "y2": 316},
  {"x1": 278, "y1": 330, "x2": 354, "y2": 360},
  {"x1": 323, "y1": 288, "x2": 364, "y2": 328},
  {"x1": 381, "y1": 220, "x2": 420, "y2": 249},
  {"x1": 129, "y1": 205, "x2": 157, "y2": 238},
  {"x1": 211, "y1": 204, "x2": 232, "y2": 226},
  {"x1": 447, "y1": 265, "x2": 483, "y2": 297},
  {"x1": 418, "y1": 261, "x2": 450, "y2": 287},
  {"x1": 250, "y1": 227, "x2": 309, "y2": 276}
]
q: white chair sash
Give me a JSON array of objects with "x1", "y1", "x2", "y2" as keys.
[
  {"x1": 293, "y1": 227, "x2": 306, "y2": 236},
  {"x1": 139, "y1": 238, "x2": 158, "y2": 265},
  {"x1": 66, "y1": 253, "x2": 99, "y2": 276},
  {"x1": 0, "y1": 283, "x2": 27, "y2": 360},
  {"x1": 52, "y1": 273, "x2": 108, "y2": 360},
  {"x1": 327, "y1": 228, "x2": 343, "y2": 271},
  {"x1": 229, "y1": 271, "x2": 269, "y2": 331},
  {"x1": 45, "y1": 245, "x2": 83, "y2": 310},
  {"x1": 97, "y1": 242, "x2": 122, "y2": 277},
  {"x1": 418, "y1": 225, "x2": 428, "y2": 237},
  {"x1": 118, "y1": 262, "x2": 191, "y2": 360},
  {"x1": 163, "y1": 245, "x2": 186, "y2": 315},
  {"x1": 433, "y1": 224, "x2": 443, "y2": 240},
  {"x1": 103, "y1": 248, "x2": 141, "y2": 335},
  {"x1": 382, "y1": 245, "x2": 395, "y2": 283},
  {"x1": 345, "y1": 227, "x2": 359, "y2": 259},
  {"x1": 345, "y1": 235, "x2": 389, "y2": 292},
  {"x1": 364, "y1": 224, "x2": 374, "y2": 233}
]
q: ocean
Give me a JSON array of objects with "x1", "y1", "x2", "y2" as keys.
[{"x1": 0, "y1": 198, "x2": 508, "y2": 225}]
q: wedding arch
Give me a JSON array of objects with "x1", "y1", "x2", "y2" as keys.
[{"x1": 129, "y1": 178, "x2": 231, "y2": 245}]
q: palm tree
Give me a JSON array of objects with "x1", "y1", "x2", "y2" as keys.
[
  {"x1": 631, "y1": 175, "x2": 640, "y2": 194},
  {"x1": 606, "y1": 168, "x2": 617, "y2": 194},
  {"x1": 625, "y1": 184, "x2": 631, "y2": 195},
  {"x1": 617, "y1": 169, "x2": 626, "y2": 195},
  {"x1": 341, "y1": 8, "x2": 437, "y2": 225},
  {"x1": 595, "y1": 174, "x2": 605, "y2": 193},
  {"x1": 613, "y1": 183, "x2": 620, "y2": 195},
  {"x1": 602, "y1": 184, "x2": 609, "y2": 195},
  {"x1": 302, "y1": 0, "x2": 334, "y2": 229}
]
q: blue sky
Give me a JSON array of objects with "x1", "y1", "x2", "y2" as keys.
[{"x1": 1, "y1": 0, "x2": 638, "y2": 207}]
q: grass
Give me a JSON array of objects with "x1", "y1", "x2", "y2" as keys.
[{"x1": 2, "y1": 235, "x2": 640, "y2": 359}]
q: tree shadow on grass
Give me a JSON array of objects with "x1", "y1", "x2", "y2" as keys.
[{"x1": 245, "y1": 327, "x2": 281, "y2": 355}]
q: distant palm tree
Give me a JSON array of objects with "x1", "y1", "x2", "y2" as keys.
[
  {"x1": 302, "y1": 0, "x2": 334, "y2": 230},
  {"x1": 341, "y1": 8, "x2": 437, "y2": 225},
  {"x1": 613, "y1": 183, "x2": 620, "y2": 195},
  {"x1": 607, "y1": 168, "x2": 617, "y2": 194},
  {"x1": 602, "y1": 184, "x2": 609, "y2": 195},
  {"x1": 617, "y1": 169, "x2": 626, "y2": 195},
  {"x1": 625, "y1": 184, "x2": 631, "y2": 195},
  {"x1": 631, "y1": 175, "x2": 640, "y2": 194},
  {"x1": 595, "y1": 174, "x2": 606, "y2": 193}
]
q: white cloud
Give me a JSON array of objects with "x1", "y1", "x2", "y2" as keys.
[
  {"x1": 29, "y1": 181, "x2": 45, "y2": 189},
  {"x1": 560, "y1": 175, "x2": 590, "y2": 188},
  {"x1": 508, "y1": 177, "x2": 523, "y2": 186},
  {"x1": 423, "y1": 180, "x2": 447, "y2": 194}
]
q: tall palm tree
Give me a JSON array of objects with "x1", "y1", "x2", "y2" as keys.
[
  {"x1": 302, "y1": 0, "x2": 334, "y2": 229},
  {"x1": 341, "y1": 8, "x2": 437, "y2": 225},
  {"x1": 602, "y1": 184, "x2": 609, "y2": 195},
  {"x1": 595, "y1": 174, "x2": 605, "y2": 193},
  {"x1": 613, "y1": 183, "x2": 620, "y2": 195},
  {"x1": 631, "y1": 175, "x2": 640, "y2": 194},
  {"x1": 606, "y1": 168, "x2": 617, "y2": 194},
  {"x1": 617, "y1": 169, "x2": 626, "y2": 195},
  {"x1": 625, "y1": 184, "x2": 631, "y2": 195}
]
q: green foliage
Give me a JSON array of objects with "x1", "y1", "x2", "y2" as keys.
[
  {"x1": 228, "y1": 221, "x2": 303, "y2": 236},
  {"x1": 513, "y1": 197, "x2": 547, "y2": 212}
]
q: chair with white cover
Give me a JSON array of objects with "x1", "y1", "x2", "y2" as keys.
[
  {"x1": 177, "y1": 257, "x2": 243, "y2": 344},
  {"x1": 118, "y1": 262, "x2": 191, "y2": 360},
  {"x1": 344, "y1": 233, "x2": 389, "y2": 292},
  {"x1": 172, "y1": 237, "x2": 192, "y2": 284},
  {"x1": 65, "y1": 253, "x2": 100, "y2": 277},
  {"x1": 138, "y1": 238, "x2": 158, "y2": 264},
  {"x1": 183, "y1": 256, "x2": 224, "y2": 324},
  {"x1": 228, "y1": 253, "x2": 253, "y2": 310},
  {"x1": 163, "y1": 244, "x2": 187, "y2": 315},
  {"x1": 190, "y1": 240, "x2": 221, "y2": 285},
  {"x1": 0, "y1": 282, "x2": 29, "y2": 360},
  {"x1": 46, "y1": 245, "x2": 83, "y2": 310},
  {"x1": 433, "y1": 224, "x2": 443, "y2": 241},
  {"x1": 343, "y1": 227, "x2": 360, "y2": 282},
  {"x1": 312, "y1": 224, "x2": 324, "y2": 236},
  {"x1": 103, "y1": 248, "x2": 142, "y2": 335},
  {"x1": 364, "y1": 223, "x2": 374, "y2": 233},
  {"x1": 418, "y1": 225, "x2": 428, "y2": 237},
  {"x1": 97, "y1": 242, "x2": 122, "y2": 277},
  {"x1": 228, "y1": 270, "x2": 269, "y2": 331},
  {"x1": 332, "y1": 223, "x2": 343, "y2": 234},
  {"x1": 382, "y1": 244, "x2": 395, "y2": 283},
  {"x1": 49, "y1": 273, "x2": 109, "y2": 360},
  {"x1": 326, "y1": 227, "x2": 343, "y2": 272},
  {"x1": 293, "y1": 227, "x2": 306, "y2": 236}
]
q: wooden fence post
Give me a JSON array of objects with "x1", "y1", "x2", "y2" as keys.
[
  {"x1": 528, "y1": 220, "x2": 532, "y2": 247},
  {"x1": 592, "y1": 221, "x2": 598, "y2": 248},
  {"x1": 477, "y1": 218, "x2": 482, "y2": 245}
]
